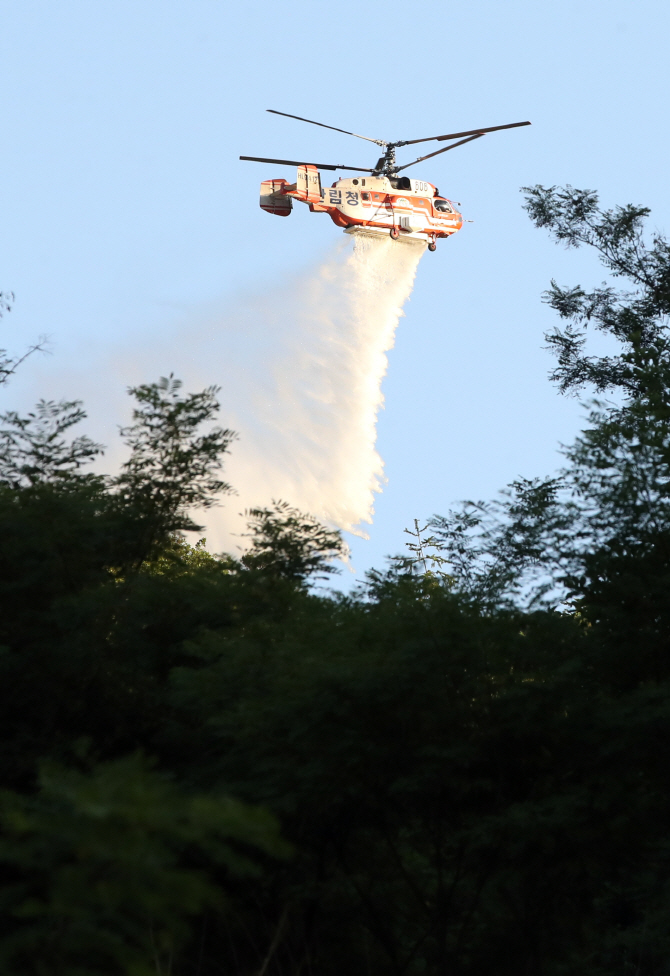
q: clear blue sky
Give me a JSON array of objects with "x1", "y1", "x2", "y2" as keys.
[{"x1": 1, "y1": 0, "x2": 669, "y2": 579}]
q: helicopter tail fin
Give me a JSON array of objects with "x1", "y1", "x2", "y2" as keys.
[
  {"x1": 294, "y1": 165, "x2": 322, "y2": 204},
  {"x1": 260, "y1": 179, "x2": 292, "y2": 216}
]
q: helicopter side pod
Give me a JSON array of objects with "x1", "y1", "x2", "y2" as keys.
[{"x1": 260, "y1": 179, "x2": 292, "y2": 216}]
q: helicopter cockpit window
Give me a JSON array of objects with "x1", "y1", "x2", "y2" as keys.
[{"x1": 434, "y1": 198, "x2": 453, "y2": 213}]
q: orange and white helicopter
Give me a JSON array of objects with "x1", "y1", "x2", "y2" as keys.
[{"x1": 241, "y1": 110, "x2": 530, "y2": 251}]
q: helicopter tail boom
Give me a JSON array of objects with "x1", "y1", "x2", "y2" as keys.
[{"x1": 260, "y1": 165, "x2": 322, "y2": 215}]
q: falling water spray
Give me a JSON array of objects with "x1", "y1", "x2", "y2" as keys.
[
  {"x1": 15, "y1": 234, "x2": 426, "y2": 554},
  {"x1": 195, "y1": 233, "x2": 426, "y2": 551}
]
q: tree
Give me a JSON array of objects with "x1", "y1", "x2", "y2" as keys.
[
  {"x1": 0, "y1": 399, "x2": 104, "y2": 489},
  {"x1": 241, "y1": 499, "x2": 349, "y2": 585},
  {"x1": 522, "y1": 183, "x2": 670, "y2": 398},
  {"x1": 0, "y1": 292, "x2": 15, "y2": 387},
  {"x1": 0, "y1": 374, "x2": 240, "y2": 789},
  {"x1": 425, "y1": 188, "x2": 670, "y2": 612},
  {"x1": 0, "y1": 291, "x2": 47, "y2": 389},
  {"x1": 0, "y1": 755, "x2": 289, "y2": 976},
  {"x1": 114, "y1": 375, "x2": 237, "y2": 558}
]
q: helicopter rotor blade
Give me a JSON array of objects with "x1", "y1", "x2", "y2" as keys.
[
  {"x1": 240, "y1": 155, "x2": 375, "y2": 173},
  {"x1": 397, "y1": 120, "x2": 531, "y2": 148},
  {"x1": 267, "y1": 110, "x2": 387, "y2": 147},
  {"x1": 395, "y1": 134, "x2": 485, "y2": 172}
]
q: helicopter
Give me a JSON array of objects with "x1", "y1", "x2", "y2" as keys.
[{"x1": 240, "y1": 110, "x2": 530, "y2": 251}]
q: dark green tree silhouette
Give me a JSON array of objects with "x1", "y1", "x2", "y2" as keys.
[
  {"x1": 2, "y1": 189, "x2": 670, "y2": 974},
  {"x1": 241, "y1": 499, "x2": 348, "y2": 584},
  {"x1": 522, "y1": 183, "x2": 670, "y2": 397}
]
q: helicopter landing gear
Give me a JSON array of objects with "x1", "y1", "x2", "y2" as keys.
[
  {"x1": 390, "y1": 226, "x2": 400, "y2": 240},
  {"x1": 428, "y1": 235, "x2": 437, "y2": 252}
]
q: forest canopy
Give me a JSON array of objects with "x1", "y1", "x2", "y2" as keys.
[{"x1": 1, "y1": 186, "x2": 670, "y2": 975}]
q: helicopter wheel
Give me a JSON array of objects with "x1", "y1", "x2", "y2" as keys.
[
  {"x1": 428, "y1": 242, "x2": 437, "y2": 252},
  {"x1": 390, "y1": 226, "x2": 400, "y2": 240}
]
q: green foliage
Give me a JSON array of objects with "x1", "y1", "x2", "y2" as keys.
[
  {"x1": 0, "y1": 400, "x2": 104, "y2": 488},
  {"x1": 3, "y1": 189, "x2": 670, "y2": 973},
  {"x1": 241, "y1": 499, "x2": 349, "y2": 584},
  {"x1": 0, "y1": 292, "x2": 13, "y2": 318},
  {"x1": 0, "y1": 755, "x2": 288, "y2": 976},
  {"x1": 391, "y1": 518, "x2": 453, "y2": 582},
  {"x1": 522, "y1": 183, "x2": 670, "y2": 396},
  {"x1": 0, "y1": 293, "x2": 18, "y2": 386},
  {"x1": 0, "y1": 295, "x2": 46, "y2": 389},
  {"x1": 115, "y1": 375, "x2": 237, "y2": 546}
]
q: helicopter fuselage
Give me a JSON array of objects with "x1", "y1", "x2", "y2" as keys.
[{"x1": 260, "y1": 166, "x2": 462, "y2": 247}]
